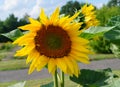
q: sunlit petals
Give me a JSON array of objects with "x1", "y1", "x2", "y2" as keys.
[
  {"x1": 40, "y1": 9, "x2": 49, "y2": 25},
  {"x1": 67, "y1": 11, "x2": 80, "y2": 23},
  {"x1": 13, "y1": 33, "x2": 35, "y2": 46},
  {"x1": 48, "y1": 58, "x2": 56, "y2": 75},
  {"x1": 28, "y1": 17, "x2": 41, "y2": 25},
  {"x1": 13, "y1": 7, "x2": 91, "y2": 76},
  {"x1": 50, "y1": 7, "x2": 60, "y2": 24},
  {"x1": 36, "y1": 56, "x2": 49, "y2": 71},
  {"x1": 81, "y1": 4, "x2": 99, "y2": 29},
  {"x1": 56, "y1": 58, "x2": 67, "y2": 73},
  {"x1": 18, "y1": 24, "x2": 41, "y2": 31},
  {"x1": 70, "y1": 51, "x2": 90, "y2": 64},
  {"x1": 15, "y1": 44, "x2": 35, "y2": 56},
  {"x1": 28, "y1": 52, "x2": 40, "y2": 74},
  {"x1": 26, "y1": 49, "x2": 39, "y2": 64}
]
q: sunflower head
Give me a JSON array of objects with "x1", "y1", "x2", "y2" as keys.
[
  {"x1": 13, "y1": 7, "x2": 91, "y2": 77},
  {"x1": 81, "y1": 4, "x2": 99, "y2": 29}
]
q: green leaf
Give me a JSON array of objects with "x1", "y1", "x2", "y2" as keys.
[
  {"x1": 70, "y1": 69, "x2": 109, "y2": 87},
  {"x1": 1, "y1": 29, "x2": 23, "y2": 41},
  {"x1": 101, "y1": 77, "x2": 120, "y2": 87},
  {"x1": 40, "y1": 82, "x2": 54, "y2": 87},
  {"x1": 80, "y1": 26, "x2": 115, "y2": 40},
  {"x1": 70, "y1": 68, "x2": 118, "y2": 87},
  {"x1": 83, "y1": 26, "x2": 115, "y2": 34},
  {"x1": 104, "y1": 26, "x2": 120, "y2": 45},
  {"x1": 8, "y1": 81, "x2": 26, "y2": 87},
  {"x1": 110, "y1": 43, "x2": 120, "y2": 58}
]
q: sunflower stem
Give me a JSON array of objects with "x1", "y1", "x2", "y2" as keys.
[
  {"x1": 60, "y1": 71, "x2": 64, "y2": 87},
  {"x1": 54, "y1": 70, "x2": 58, "y2": 87}
]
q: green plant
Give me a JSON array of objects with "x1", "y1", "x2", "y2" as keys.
[
  {"x1": 104, "y1": 15, "x2": 120, "y2": 57},
  {"x1": 8, "y1": 81, "x2": 26, "y2": 87},
  {"x1": 70, "y1": 68, "x2": 120, "y2": 87},
  {"x1": 96, "y1": 6, "x2": 120, "y2": 26},
  {"x1": 0, "y1": 42, "x2": 15, "y2": 51},
  {"x1": 80, "y1": 26, "x2": 114, "y2": 54},
  {"x1": 90, "y1": 36, "x2": 112, "y2": 54},
  {"x1": 1, "y1": 29, "x2": 23, "y2": 41}
]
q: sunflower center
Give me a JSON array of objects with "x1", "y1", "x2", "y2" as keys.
[
  {"x1": 46, "y1": 34, "x2": 62, "y2": 49},
  {"x1": 34, "y1": 25, "x2": 71, "y2": 58}
]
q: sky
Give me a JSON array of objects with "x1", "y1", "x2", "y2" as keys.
[{"x1": 0, "y1": 0, "x2": 109, "y2": 20}]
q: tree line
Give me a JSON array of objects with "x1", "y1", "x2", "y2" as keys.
[
  {"x1": 0, "y1": 0, "x2": 120, "y2": 42},
  {"x1": 0, "y1": 14, "x2": 29, "y2": 33}
]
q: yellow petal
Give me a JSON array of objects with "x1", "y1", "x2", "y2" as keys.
[
  {"x1": 69, "y1": 57, "x2": 80, "y2": 77},
  {"x1": 58, "y1": 16, "x2": 69, "y2": 28},
  {"x1": 26, "y1": 48, "x2": 39, "y2": 64},
  {"x1": 18, "y1": 24, "x2": 41, "y2": 31},
  {"x1": 28, "y1": 17, "x2": 41, "y2": 25},
  {"x1": 13, "y1": 33, "x2": 36, "y2": 46},
  {"x1": 36, "y1": 56, "x2": 49, "y2": 71},
  {"x1": 15, "y1": 44, "x2": 35, "y2": 56},
  {"x1": 64, "y1": 57, "x2": 74, "y2": 74},
  {"x1": 48, "y1": 58, "x2": 56, "y2": 74},
  {"x1": 71, "y1": 44, "x2": 91, "y2": 53},
  {"x1": 66, "y1": 23, "x2": 82, "y2": 37},
  {"x1": 70, "y1": 53, "x2": 90, "y2": 64},
  {"x1": 70, "y1": 50, "x2": 89, "y2": 60},
  {"x1": 71, "y1": 37, "x2": 89, "y2": 45},
  {"x1": 40, "y1": 8, "x2": 48, "y2": 25},
  {"x1": 28, "y1": 52, "x2": 40, "y2": 74},
  {"x1": 50, "y1": 7, "x2": 59, "y2": 24},
  {"x1": 67, "y1": 11, "x2": 80, "y2": 23},
  {"x1": 56, "y1": 58, "x2": 67, "y2": 73}
]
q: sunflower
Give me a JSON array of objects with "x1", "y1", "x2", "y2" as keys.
[
  {"x1": 81, "y1": 4, "x2": 99, "y2": 29},
  {"x1": 13, "y1": 8, "x2": 91, "y2": 77}
]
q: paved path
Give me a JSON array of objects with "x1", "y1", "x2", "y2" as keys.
[{"x1": 0, "y1": 59, "x2": 120, "y2": 82}]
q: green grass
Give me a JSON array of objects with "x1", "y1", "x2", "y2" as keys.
[
  {"x1": 0, "y1": 70, "x2": 120, "y2": 87},
  {"x1": 0, "y1": 54, "x2": 117, "y2": 71},
  {"x1": 89, "y1": 54, "x2": 116, "y2": 60},
  {"x1": 0, "y1": 55, "x2": 5, "y2": 61},
  {"x1": 0, "y1": 52, "x2": 7, "y2": 61},
  {"x1": 0, "y1": 76, "x2": 78, "y2": 87},
  {"x1": 0, "y1": 59, "x2": 29, "y2": 71}
]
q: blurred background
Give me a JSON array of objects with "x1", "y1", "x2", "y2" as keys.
[{"x1": 0, "y1": 0, "x2": 120, "y2": 86}]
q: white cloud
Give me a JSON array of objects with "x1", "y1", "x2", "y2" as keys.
[
  {"x1": 29, "y1": 0, "x2": 42, "y2": 18},
  {"x1": 29, "y1": 4, "x2": 40, "y2": 18},
  {"x1": 96, "y1": 3, "x2": 104, "y2": 8},
  {"x1": 3, "y1": 0, "x2": 19, "y2": 10},
  {"x1": 24, "y1": 0, "x2": 29, "y2": 4},
  {"x1": 13, "y1": 8, "x2": 30, "y2": 19},
  {"x1": 0, "y1": 0, "x2": 109, "y2": 20}
]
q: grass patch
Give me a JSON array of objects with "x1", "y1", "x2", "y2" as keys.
[
  {"x1": 0, "y1": 42, "x2": 15, "y2": 51},
  {"x1": 0, "y1": 70, "x2": 120, "y2": 87},
  {"x1": 0, "y1": 51, "x2": 8, "y2": 61},
  {"x1": 89, "y1": 54, "x2": 116, "y2": 60},
  {"x1": 0, "y1": 76, "x2": 78, "y2": 87},
  {"x1": 0, "y1": 59, "x2": 29, "y2": 71},
  {"x1": 0, "y1": 54, "x2": 117, "y2": 71},
  {"x1": 0, "y1": 54, "x2": 5, "y2": 61}
]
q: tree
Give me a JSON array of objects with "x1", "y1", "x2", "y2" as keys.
[
  {"x1": 60, "y1": 1, "x2": 85, "y2": 16},
  {"x1": 96, "y1": 5, "x2": 120, "y2": 26},
  {"x1": 107, "y1": 0, "x2": 120, "y2": 7},
  {"x1": 3, "y1": 14, "x2": 18, "y2": 33},
  {"x1": 0, "y1": 20, "x2": 5, "y2": 33},
  {"x1": 18, "y1": 14, "x2": 29, "y2": 26}
]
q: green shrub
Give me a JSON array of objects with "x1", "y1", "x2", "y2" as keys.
[
  {"x1": 96, "y1": 6, "x2": 120, "y2": 26},
  {"x1": 104, "y1": 15, "x2": 120, "y2": 57},
  {"x1": 90, "y1": 36, "x2": 112, "y2": 54},
  {"x1": 0, "y1": 42, "x2": 15, "y2": 51}
]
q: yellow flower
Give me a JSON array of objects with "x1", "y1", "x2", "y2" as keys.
[
  {"x1": 13, "y1": 8, "x2": 91, "y2": 77},
  {"x1": 81, "y1": 4, "x2": 99, "y2": 29}
]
